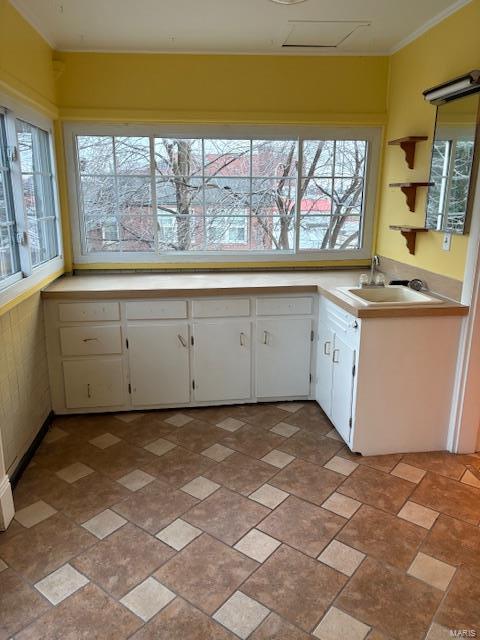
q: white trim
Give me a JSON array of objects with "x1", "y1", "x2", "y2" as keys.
[
  {"x1": 0, "y1": 91, "x2": 64, "y2": 303},
  {"x1": 0, "y1": 430, "x2": 14, "y2": 530},
  {"x1": 390, "y1": 0, "x2": 473, "y2": 54},
  {"x1": 447, "y1": 160, "x2": 480, "y2": 453},
  {"x1": 63, "y1": 122, "x2": 380, "y2": 265},
  {"x1": 54, "y1": 47, "x2": 390, "y2": 57},
  {"x1": 0, "y1": 255, "x2": 63, "y2": 308}
]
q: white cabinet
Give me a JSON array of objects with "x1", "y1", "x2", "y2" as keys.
[
  {"x1": 315, "y1": 297, "x2": 359, "y2": 444},
  {"x1": 331, "y1": 334, "x2": 356, "y2": 443},
  {"x1": 45, "y1": 294, "x2": 315, "y2": 414},
  {"x1": 316, "y1": 320, "x2": 356, "y2": 443},
  {"x1": 192, "y1": 320, "x2": 251, "y2": 402},
  {"x1": 256, "y1": 317, "x2": 312, "y2": 398},
  {"x1": 127, "y1": 323, "x2": 190, "y2": 406},
  {"x1": 63, "y1": 358, "x2": 125, "y2": 409},
  {"x1": 316, "y1": 323, "x2": 334, "y2": 415},
  {"x1": 316, "y1": 295, "x2": 463, "y2": 455}
]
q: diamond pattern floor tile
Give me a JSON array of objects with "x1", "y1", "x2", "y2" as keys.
[{"x1": 5, "y1": 401, "x2": 480, "y2": 638}]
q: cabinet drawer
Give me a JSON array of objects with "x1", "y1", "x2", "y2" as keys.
[
  {"x1": 60, "y1": 325, "x2": 122, "y2": 356},
  {"x1": 192, "y1": 299, "x2": 250, "y2": 318},
  {"x1": 63, "y1": 358, "x2": 125, "y2": 409},
  {"x1": 58, "y1": 302, "x2": 120, "y2": 323},
  {"x1": 319, "y1": 296, "x2": 360, "y2": 349},
  {"x1": 126, "y1": 300, "x2": 187, "y2": 320},
  {"x1": 256, "y1": 297, "x2": 313, "y2": 316}
]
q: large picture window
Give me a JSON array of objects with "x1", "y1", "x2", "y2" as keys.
[
  {"x1": 0, "y1": 101, "x2": 61, "y2": 295},
  {"x1": 67, "y1": 125, "x2": 380, "y2": 263}
]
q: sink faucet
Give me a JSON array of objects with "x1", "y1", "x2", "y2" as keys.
[{"x1": 360, "y1": 255, "x2": 385, "y2": 288}]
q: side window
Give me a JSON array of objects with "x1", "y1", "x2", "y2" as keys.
[
  {"x1": 16, "y1": 120, "x2": 58, "y2": 266},
  {"x1": 0, "y1": 113, "x2": 20, "y2": 285}
]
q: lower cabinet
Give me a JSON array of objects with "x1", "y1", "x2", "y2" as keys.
[
  {"x1": 192, "y1": 320, "x2": 251, "y2": 402},
  {"x1": 256, "y1": 317, "x2": 312, "y2": 398},
  {"x1": 316, "y1": 315, "x2": 357, "y2": 444},
  {"x1": 127, "y1": 322, "x2": 190, "y2": 406},
  {"x1": 330, "y1": 334, "x2": 356, "y2": 443},
  {"x1": 62, "y1": 358, "x2": 125, "y2": 409},
  {"x1": 46, "y1": 295, "x2": 315, "y2": 414},
  {"x1": 316, "y1": 323, "x2": 334, "y2": 415}
]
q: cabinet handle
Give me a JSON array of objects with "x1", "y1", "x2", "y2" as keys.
[
  {"x1": 263, "y1": 330, "x2": 269, "y2": 345},
  {"x1": 87, "y1": 383, "x2": 92, "y2": 398},
  {"x1": 323, "y1": 341, "x2": 331, "y2": 356},
  {"x1": 332, "y1": 348, "x2": 340, "y2": 364},
  {"x1": 82, "y1": 337, "x2": 98, "y2": 343},
  {"x1": 177, "y1": 334, "x2": 187, "y2": 348},
  {"x1": 240, "y1": 332, "x2": 246, "y2": 347}
]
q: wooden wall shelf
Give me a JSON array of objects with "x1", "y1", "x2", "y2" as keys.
[
  {"x1": 389, "y1": 226, "x2": 428, "y2": 255},
  {"x1": 388, "y1": 136, "x2": 428, "y2": 169},
  {"x1": 389, "y1": 182, "x2": 434, "y2": 212}
]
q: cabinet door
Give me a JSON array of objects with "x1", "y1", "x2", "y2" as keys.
[
  {"x1": 331, "y1": 334, "x2": 356, "y2": 443},
  {"x1": 316, "y1": 322, "x2": 334, "y2": 416},
  {"x1": 127, "y1": 323, "x2": 190, "y2": 406},
  {"x1": 63, "y1": 358, "x2": 125, "y2": 409},
  {"x1": 192, "y1": 321, "x2": 251, "y2": 402},
  {"x1": 256, "y1": 318, "x2": 312, "y2": 398}
]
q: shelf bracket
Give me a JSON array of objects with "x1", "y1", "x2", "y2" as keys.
[
  {"x1": 388, "y1": 136, "x2": 428, "y2": 170},
  {"x1": 389, "y1": 226, "x2": 429, "y2": 255},
  {"x1": 389, "y1": 182, "x2": 434, "y2": 212}
]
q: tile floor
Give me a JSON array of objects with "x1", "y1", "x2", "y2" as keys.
[{"x1": 1, "y1": 401, "x2": 480, "y2": 639}]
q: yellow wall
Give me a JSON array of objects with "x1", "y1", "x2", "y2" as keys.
[
  {"x1": 0, "y1": 0, "x2": 56, "y2": 116},
  {"x1": 55, "y1": 52, "x2": 388, "y2": 125},
  {"x1": 376, "y1": 0, "x2": 480, "y2": 281}
]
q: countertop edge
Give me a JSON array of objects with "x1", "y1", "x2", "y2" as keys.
[{"x1": 41, "y1": 277, "x2": 469, "y2": 318}]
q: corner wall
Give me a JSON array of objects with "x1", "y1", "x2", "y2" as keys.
[
  {"x1": 375, "y1": 0, "x2": 480, "y2": 282},
  {"x1": 0, "y1": 2, "x2": 60, "y2": 503}
]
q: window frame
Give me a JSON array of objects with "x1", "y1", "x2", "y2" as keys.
[
  {"x1": 0, "y1": 93, "x2": 63, "y2": 304},
  {"x1": 64, "y1": 122, "x2": 381, "y2": 264}
]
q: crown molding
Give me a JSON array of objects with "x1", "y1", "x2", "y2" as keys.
[{"x1": 389, "y1": 0, "x2": 472, "y2": 54}]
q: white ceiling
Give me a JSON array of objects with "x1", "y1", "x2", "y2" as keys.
[{"x1": 10, "y1": 0, "x2": 471, "y2": 55}]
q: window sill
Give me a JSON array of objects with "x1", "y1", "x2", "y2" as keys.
[
  {"x1": 72, "y1": 248, "x2": 372, "y2": 266},
  {"x1": 0, "y1": 256, "x2": 64, "y2": 314}
]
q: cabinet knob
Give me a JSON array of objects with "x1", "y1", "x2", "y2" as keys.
[
  {"x1": 350, "y1": 320, "x2": 359, "y2": 329},
  {"x1": 332, "y1": 348, "x2": 340, "y2": 364},
  {"x1": 240, "y1": 332, "x2": 246, "y2": 347}
]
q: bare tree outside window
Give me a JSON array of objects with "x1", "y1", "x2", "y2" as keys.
[{"x1": 76, "y1": 134, "x2": 367, "y2": 255}]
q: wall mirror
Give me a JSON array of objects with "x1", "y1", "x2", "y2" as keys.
[{"x1": 425, "y1": 91, "x2": 480, "y2": 234}]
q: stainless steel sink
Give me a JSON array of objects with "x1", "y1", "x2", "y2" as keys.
[{"x1": 337, "y1": 285, "x2": 443, "y2": 306}]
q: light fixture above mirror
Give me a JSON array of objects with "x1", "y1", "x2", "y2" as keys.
[
  {"x1": 424, "y1": 71, "x2": 480, "y2": 235},
  {"x1": 270, "y1": 0, "x2": 308, "y2": 4}
]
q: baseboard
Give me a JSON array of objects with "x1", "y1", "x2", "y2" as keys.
[{"x1": 9, "y1": 411, "x2": 54, "y2": 489}]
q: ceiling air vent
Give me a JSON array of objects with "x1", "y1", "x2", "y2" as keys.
[{"x1": 283, "y1": 20, "x2": 371, "y2": 48}]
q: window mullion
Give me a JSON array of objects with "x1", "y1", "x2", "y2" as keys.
[
  {"x1": 150, "y1": 136, "x2": 158, "y2": 254},
  {"x1": 6, "y1": 112, "x2": 32, "y2": 276},
  {"x1": 295, "y1": 137, "x2": 302, "y2": 254},
  {"x1": 202, "y1": 138, "x2": 207, "y2": 251},
  {"x1": 249, "y1": 139, "x2": 253, "y2": 251}
]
